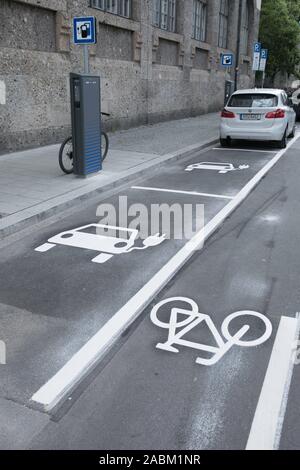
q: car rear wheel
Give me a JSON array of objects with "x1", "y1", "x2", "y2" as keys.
[
  {"x1": 277, "y1": 129, "x2": 288, "y2": 149},
  {"x1": 220, "y1": 138, "x2": 231, "y2": 147}
]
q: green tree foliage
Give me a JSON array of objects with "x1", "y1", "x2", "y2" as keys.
[
  {"x1": 259, "y1": 0, "x2": 300, "y2": 82},
  {"x1": 286, "y1": 0, "x2": 300, "y2": 22}
]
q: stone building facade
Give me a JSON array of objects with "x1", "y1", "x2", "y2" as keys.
[{"x1": 0, "y1": 0, "x2": 261, "y2": 153}]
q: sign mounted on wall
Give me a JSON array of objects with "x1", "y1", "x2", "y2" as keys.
[
  {"x1": 221, "y1": 53, "x2": 234, "y2": 67},
  {"x1": 73, "y1": 16, "x2": 97, "y2": 45}
]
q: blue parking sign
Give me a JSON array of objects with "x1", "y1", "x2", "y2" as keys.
[
  {"x1": 254, "y1": 42, "x2": 261, "y2": 53},
  {"x1": 73, "y1": 17, "x2": 97, "y2": 44},
  {"x1": 261, "y1": 49, "x2": 268, "y2": 60}
]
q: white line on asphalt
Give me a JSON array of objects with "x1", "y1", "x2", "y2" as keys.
[
  {"x1": 213, "y1": 147, "x2": 277, "y2": 153},
  {"x1": 31, "y1": 133, "x2": 300, "y2": 411},
  {"x1": 34, "y1": 243, "x2": 55, "y2": 252},
  {"x1": 246, "y1": 315, "x2": 300, "y2": 450},
  {"x1": 131, "y1": 186, "x2": 234, "y2": 200}
]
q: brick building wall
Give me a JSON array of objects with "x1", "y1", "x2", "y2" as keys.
[{"x1": 0, "y1": 0, "x2": 261, "y2": 153}]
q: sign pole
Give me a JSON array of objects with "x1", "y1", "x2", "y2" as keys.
[{"x1": 83, "y1": 45, "x2": 90, "y2": 74}]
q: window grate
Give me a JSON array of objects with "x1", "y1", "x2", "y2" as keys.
[
  {"x1": 90, "y1": 0, "x2": 131, "y2": 18},
  {"x1": 153, "y1": 0, "x2": 177, "y2": 33},
  {"x1": 218, "y1": 0, "x2": 229, "y2": 49},
  {"x1": 192, "y1": 0, "x2": 207, "y2": 42},
  {"x1": 240, "y1": 1, "x2": 249, "y2": 55}
]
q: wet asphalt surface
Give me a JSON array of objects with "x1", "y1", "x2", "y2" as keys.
[{"x1": 1, "y1": 138, "x2": 300, "y2": 449}]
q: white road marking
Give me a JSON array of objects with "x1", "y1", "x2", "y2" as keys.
[
  {"x1": 151, "y1": 297, "x2": 272, "y2": 367},
  {"x1": 213, "y1": 147, "x2": 277, "y2": 153},
  {"x1": 246, "y1": 315, "x2": 300, "y2": 450},
  {"x1": 31, "y1": 134, "x2": 300, "y2": 411},
  {"x1": 0, "y1": 80, "x2": 6, "y2": 105},
  {"x1": 131, "y1": 186, "x2": 234, "y2": 200},
  {"x1": 35, "y1": 224, "x2": 166, "y2": 264},
  {"x1": 34, "y1": 243, "x2": 55, "y2": 252},
  {"x1": 185, "y1": 162, "x2": 249, "y2": 173}
]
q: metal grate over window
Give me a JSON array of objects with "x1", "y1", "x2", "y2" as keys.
[
  {"x1": 192, "y1": 0, "x2": 207, "y2": 42},
  {"x1": 153, "y1": 0, "x2": 177, "y2": 33},
  {"x1": 240, "y1": 1, "x2": 249, "y2": 55},
  {"x1": 218, "y1": 0, "x2": 229, "y2": 48},
  {"x1": 90, "y1": 0, "x2": 131, "y2": 18}
]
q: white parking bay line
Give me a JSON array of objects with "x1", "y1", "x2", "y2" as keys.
[
  {"x1": 35, "y1": 243, "x2": 54, "y2": 252},
  {"x1": 131, "y1": 186, "x2": 234, "y2": 200},
  {"x1": 31, "y1": 134, "x2": 300, "y2": 411},
  {"x1": 246, "y1": 315, "x2": 300, "y2": 450},
  {"x1": 213, "y1": 148, "x2": 277, "y2": 153}
]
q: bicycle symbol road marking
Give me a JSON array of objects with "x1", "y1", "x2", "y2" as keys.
[{"x1": 150, "y1": 297, "x2": 272, "y2": 366}]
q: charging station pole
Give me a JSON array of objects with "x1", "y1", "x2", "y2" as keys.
[
  {"x1": 83, "y1": 44, "x2": 90, "y2": 74},
  {"x1": 71, "y1": 16, "x2": 102, "y2": 177}
]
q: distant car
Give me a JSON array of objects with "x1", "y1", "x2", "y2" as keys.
[{"x1": 220, "y1": 88, "x2": 296, "y2": 148}]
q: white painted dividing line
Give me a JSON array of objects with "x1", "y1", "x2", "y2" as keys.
[
  {"x1": 31, "y1": 133, "x2": 300, "y2": 411},
  {"x1": 131, "y1": 185, "x2": 234, "y2": 200},
  {"x1": 35, "y1": 243, "x2": 54, "y2": 253},
  {"x1": 213, "y1": 147, "x2": 277, "y2": 153},
  {"x1": 246, "y1": 315, "x2": 300, "y2": 450}
]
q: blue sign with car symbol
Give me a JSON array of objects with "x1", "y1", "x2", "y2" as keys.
[
  {"x1": 221, "y1": 54, "x2": 234, "y2": 67},
  {"x1": 73, "y1": 17, "x2": 97, "y2": 45}
]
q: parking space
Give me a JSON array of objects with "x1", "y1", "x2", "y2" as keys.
[
  {"x1": 133, "y1": 147, "x2": 276, "y2": 199},
  {"x1": 27, "y1": 136, "x2": 300, "y2": 450},
  {"x1": 0, "y1": 140, "x2": 295, "y2": 411}
]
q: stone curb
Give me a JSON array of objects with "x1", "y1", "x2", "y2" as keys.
[{"x1": 0, "y1": 137, "x2": 218, "y2": 240}]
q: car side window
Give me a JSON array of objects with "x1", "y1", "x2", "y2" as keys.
[
  {"x1": 281, "y1": 93, "x2": 287, "y2": 105},
  {"x1": 282, "y1": 93, "x2": 290, "y2": 106}
]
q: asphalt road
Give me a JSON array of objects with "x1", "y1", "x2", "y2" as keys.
[{"x1": 1, "y1": 137, "x2": 300, "y2": 449}]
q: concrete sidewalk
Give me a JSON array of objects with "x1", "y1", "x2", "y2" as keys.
[{"x1": 0, "y1": 113, "x2": 219, "y2": 238}]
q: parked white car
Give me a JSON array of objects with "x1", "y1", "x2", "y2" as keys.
[{"x1": 220, "y1": 88, "x2": 296, "y2": 148}]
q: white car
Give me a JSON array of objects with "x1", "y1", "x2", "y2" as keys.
[{"x1": 220, "y1": 88, "x2": 296, "y2": 148}]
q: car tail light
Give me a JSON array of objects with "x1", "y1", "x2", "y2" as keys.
[
  {"x1": 221, "y1": 109, "x2": 235, "y2": 118},
  {"x1": 265, "y1": 109, "x2": 285, "y2": 119}
]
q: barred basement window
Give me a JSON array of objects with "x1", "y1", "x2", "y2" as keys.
[
  {"x1": 153, "y1": 0, "x2": 177, "y2": 33},
  {"x1": 192, "y1": 0, "x2": 207, "y2": 42},
  {"x1": 218, "y1": 0, "x2": 229, "y2": 48},
  {"x1": 90, "y1": 0, "x2": 131, "y2": 18},
  {"x1": 240, "y1": 1, "x2": 249, "y2": 55}
]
